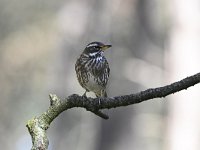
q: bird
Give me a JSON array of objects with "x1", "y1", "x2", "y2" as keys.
[{"x1": 75, "y1": 41, "x2": 111, "y2": 98}]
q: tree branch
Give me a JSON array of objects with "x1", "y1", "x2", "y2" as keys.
[{"x1": 26, "y1": 72, "x2": 200, "y2": 150}]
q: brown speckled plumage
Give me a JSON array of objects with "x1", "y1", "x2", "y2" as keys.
[{"x1": 75, "y1": 42, "x2": 111, "y2": 97}]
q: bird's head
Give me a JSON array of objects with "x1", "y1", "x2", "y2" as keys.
[{"x1": 83, "y1": 42, "x2": 112, "y2": 56}]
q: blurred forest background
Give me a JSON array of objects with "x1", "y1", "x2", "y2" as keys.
[{"x1": 1, "y1": 0, "x2": 200, "y2": 150}]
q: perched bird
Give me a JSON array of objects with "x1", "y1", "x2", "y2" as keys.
[{"x1": 75, "y1": 41, "x2": 111, "y2": 97}]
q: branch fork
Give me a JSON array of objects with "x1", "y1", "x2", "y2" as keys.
[{"x1": 27, "y1": 72, "x2": 200, "y2": 150}]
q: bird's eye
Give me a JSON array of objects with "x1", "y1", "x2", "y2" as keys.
[{"x1": 94, "y1": 46, "x2": 99, "y2": 49}]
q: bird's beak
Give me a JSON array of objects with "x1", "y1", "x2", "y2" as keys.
[{"x1": 101, "y1": 45, "x2": 112, "y2": 51}]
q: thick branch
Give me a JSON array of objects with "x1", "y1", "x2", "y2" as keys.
[{"x1": 26, "y1": 72, "x2": 200, "y2": 150}]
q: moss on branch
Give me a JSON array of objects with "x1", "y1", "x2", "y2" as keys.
[{"x1": 26, "y1": 72, "x2": 200, "y2": 150}]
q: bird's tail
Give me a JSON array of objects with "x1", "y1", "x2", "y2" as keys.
[{"x1": 94, "y1": 90, "x2": 108, "y2": 119}]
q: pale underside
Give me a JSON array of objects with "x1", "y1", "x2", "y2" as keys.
[{"x1": 75, "y1": 52, "x2": 109, "y2": 97}]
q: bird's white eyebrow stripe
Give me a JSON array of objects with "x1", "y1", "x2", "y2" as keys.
[{"x1": 86, "y1": 43, "x2": 98, "y2": 48}]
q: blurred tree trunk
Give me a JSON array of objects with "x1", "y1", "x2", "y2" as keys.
[{"x1": 167, "y1": 0, "x2": 200, "y2": 150}]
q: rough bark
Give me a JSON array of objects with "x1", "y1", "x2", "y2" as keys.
[{"x1": 26, "y1": 72, "x2": 200, "y2": 150}]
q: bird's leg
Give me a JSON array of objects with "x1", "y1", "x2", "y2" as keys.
[{"x1": 82, "y1": 90, "x2": 87, "y2": 98}]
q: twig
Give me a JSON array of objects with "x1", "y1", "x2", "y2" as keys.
[{"x1": 26, "y1": 72, "x2": 200, "y2": 150}]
